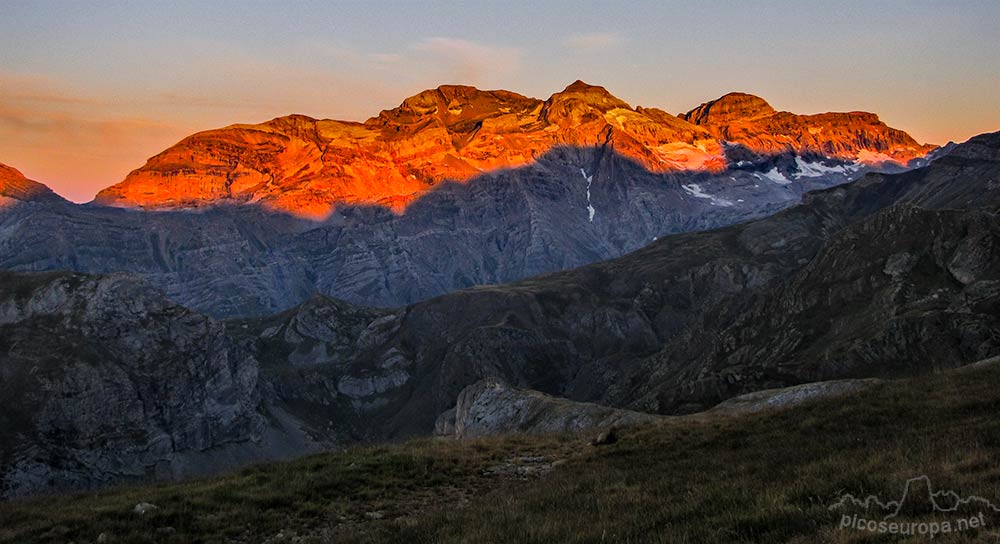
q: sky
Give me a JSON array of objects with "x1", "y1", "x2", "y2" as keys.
[{"x1": 1, "y1": 0, "x2": 998, "y2": 202}]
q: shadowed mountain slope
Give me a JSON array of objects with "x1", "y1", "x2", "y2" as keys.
[
  {"x1": 0, "y1": 272, "x2": 271, "y2": 498},
  {"x1": 0, "y1": 143, "x2": 882, "y2": 316}
]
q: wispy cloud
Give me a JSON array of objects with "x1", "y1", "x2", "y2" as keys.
[
  {"x1": 0, "y1": 72, "x2": 105, "y2": 107},
  {"x1": 412, "y1": 37, "x2": 521, "y2": 85},
  {"x1": 563, "y1": 32, "x2": 622, "y2": 51},
  {"x1": 367, "y1": 53, "x2": 404, "y2": 67},
  {"x1": 0, "y1": 72, "x2": 191, "y2": 201}
]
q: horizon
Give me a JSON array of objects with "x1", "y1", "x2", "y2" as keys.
[{"x1": 2, "y1": 0, "x2": 999, "y2": 202}]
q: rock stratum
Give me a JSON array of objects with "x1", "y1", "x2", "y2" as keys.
[{"x1": 92, "y1": 82, "x2": 933, "y2": 219}]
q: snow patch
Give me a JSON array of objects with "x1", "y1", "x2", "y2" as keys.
[
  {"x1": 580, "y1": 168, "x2": 596, "y2": 222},
  {"x1": 756, "y1": 168, "x2": 791, "y2": 185},
  {"x1": 681, "y1": 183, "x2": 734, "y2": 207},
  {"x1": 793, "y1": 156, "x2": 850, "y2": 178}
]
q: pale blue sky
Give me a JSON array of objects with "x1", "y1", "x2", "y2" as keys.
[{"x1": 1, "y1": 0, "x2": 998, "y2": 201}]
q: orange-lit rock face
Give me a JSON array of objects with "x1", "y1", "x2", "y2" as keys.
[
  {"x1": 0, "y1": 163, "x2": 63, "y2": 203},
  {"x1": 681, "y1": 92, "x2": 936, "y2": 164},
  {"x1": 95, "y1": 83, "x2": 933, "y2": 219}
]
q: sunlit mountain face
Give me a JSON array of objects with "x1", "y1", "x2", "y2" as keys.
[
  {"x1": 91, "y1": 81, "x2": 934, "y2": 220},
  {"x1": 0, "y1": 163, "x2": 65, "y2": 205}
]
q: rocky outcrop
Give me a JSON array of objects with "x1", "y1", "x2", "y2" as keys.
[
  {"x1": 436, "y1": 378, "x2": 659, "y2": 439},
  {"x1": 706, "y1": 379, "x2": 882, "y2": 415},
  {"x1": 435, "y1": 377, "x2": 882, "y2": 439},
  {"x1": 683, "y1": 92, "x2": 776, "y2": 125},
  {"x1": 93, "y1": 82, "x2": 932, "y2": 219},
  {"x1": 682, "y1": 93, "x2": 935, "y2": 164}
]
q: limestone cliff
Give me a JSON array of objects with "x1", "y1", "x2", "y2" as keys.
[
  {"x1": 93, "y1": 83, "x2": 933, "y2": 219},
  {"x1": 681, "y1": 92, "x2": 935, "y2": 163}
]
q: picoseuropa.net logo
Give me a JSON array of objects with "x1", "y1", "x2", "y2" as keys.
[{"x1": 829, "y1": 475, "x2": 1000, "y2": 538}]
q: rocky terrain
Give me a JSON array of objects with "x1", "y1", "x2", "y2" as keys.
[
  {"x1": 631, "y1": 203, "x2": 1000, "y2": 412},
  {"x1": 435, "y1": 376, "x2": 883, "y2": 439},
  {"x1": 435, "y1": 377, "x2": 660, "y2": 439},
  {"x1": 93, "y1": 82, "x2": 932, "y2": 219},
  {"x1": 0, "y1": 272, "x2": 320, "y2": 498},
  {"x1": 5, "y1": 354, "x2": 999, "y2": 543},
  {"x1": 230, "y1": 131, "x2": 1000, "y2": 444},
  {"x1": 0, "y1": 131, "x2": 996, "y2": 497}
]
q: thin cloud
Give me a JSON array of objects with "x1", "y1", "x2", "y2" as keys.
[
  {"x1": 0, "y1": 71, "x2": 103, "y2": 106},
  {"x1": 412, "y1": 37, "x2": 520, "y2": 85},
  {"x1": 368, "y1": 53, "x2": 404, "y2": 66},
  {"x1": 563, "y1": 32, "x2": 622, "y2": 51},
  {"x1": 0, "y1": 73, "x2": 192, "y2": 201}
]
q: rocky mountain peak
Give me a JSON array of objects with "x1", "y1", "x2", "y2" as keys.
[
  {"x1": 368, "y1": 85, "x2": 540, "y2": 133},
  {"x1": 561, "y1": 79, "x2": 613, "y2": 95},
  {"x1": 544, "y1": 80, "x2": 632, "y2": 115},
  {"x1": 682, "y1": 92, "x2": 776, "y2": 125},
  {"x1": 680, "y1": 92, "x2": 934, "y2": 164}
]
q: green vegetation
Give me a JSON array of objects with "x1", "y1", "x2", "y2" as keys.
[{"x1": 5, "y1": 362, "x2": 1000, "y2": 543}]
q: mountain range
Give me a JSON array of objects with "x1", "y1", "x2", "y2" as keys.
[
  {"x1": 0, "y1": 82, "x2": 936, "y2": 316},
  {"x1": 2, "y1": 114, "x2": 996, "y2": 497},
  {"x1": 92, "y1": 81, "x2": 933, "y2": 218}
]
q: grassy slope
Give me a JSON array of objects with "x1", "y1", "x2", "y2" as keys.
[{"x1": 4, "y1": 362, "x2": 1000, "y2": 543}]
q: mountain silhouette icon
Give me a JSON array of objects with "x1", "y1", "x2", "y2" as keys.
[
  {"x1": 830, "y1": 476, "x2": 1000, "y2": 520},
  {"x1": 893, "y1": 476, "x2": 953, "y2": 518}
]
